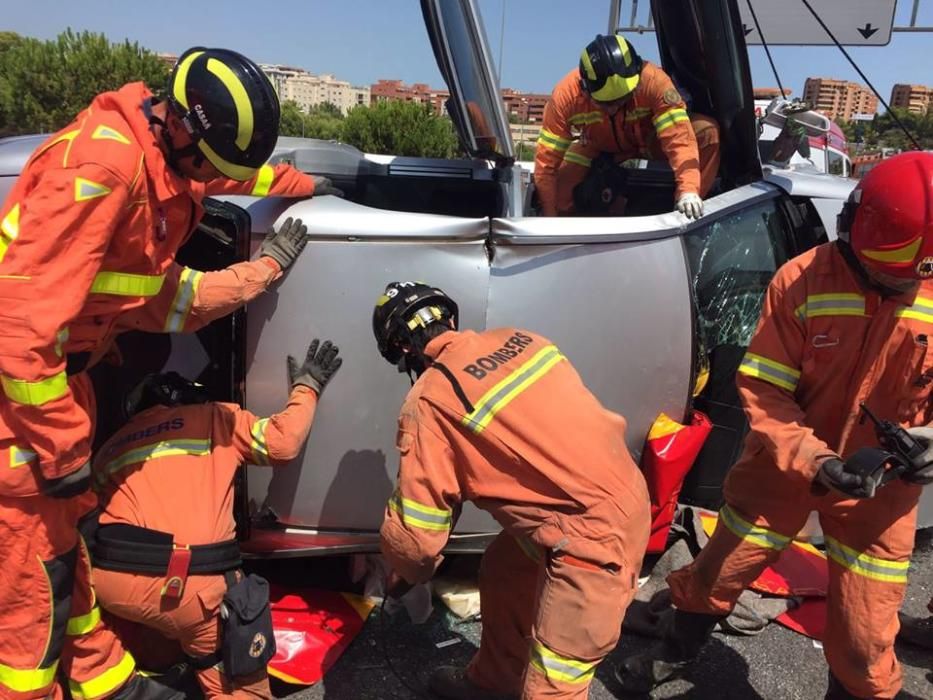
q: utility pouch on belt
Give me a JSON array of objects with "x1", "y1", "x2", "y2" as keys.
[{"x1": 218, "y1": 571, "x2": 276, "y2": 678}]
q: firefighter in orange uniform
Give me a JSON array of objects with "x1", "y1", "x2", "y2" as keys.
[
  {"x1": 0, "y1": 47, "x2": 337, "y2": 700},
  {"x1": 617, "y1": 151, "x2": 933, "y2": 699},
  {"x1": 90, "y1": 339, "x2": 341, "y2": 699},
  {"x1": 372, "y1": 282, "x2": 650, "y2": 700},
  {"x1": 534, "y1": 35, "x2": 719, "y2": 218}
]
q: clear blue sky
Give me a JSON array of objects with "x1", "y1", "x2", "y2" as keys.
[{"x1": 4, "y1": 0, "x2": 932, "y2": 110}]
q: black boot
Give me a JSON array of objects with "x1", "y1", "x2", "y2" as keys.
[
  {"x1": 615, "y1": 610, "x2": 722, "y2": 694},
  {"x1": 824, "y1": 670, "x2": 862, "y2": 699},
  {"x1": 897, "y1": 612, "x2": 933, "y2": 650},
  {"x1": 109, "y1": 674, "x2": 186, "y2": 700}
]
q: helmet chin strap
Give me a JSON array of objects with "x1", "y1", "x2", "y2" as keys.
[
  {"x1": 147, "y1": 99, "x2": 206, "y2": 175},
  {"x1": 836, "y1": 240, "x2": 906, "y2": 298},
  {"x1": 396, "y1": 352, "x2": 430, "y2": 385}
]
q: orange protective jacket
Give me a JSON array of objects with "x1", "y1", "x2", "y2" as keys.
[
  {"x1": 0, "y1": 82, "x2": 314, "y2": 493},
  {"x1": 534, "y1": 65, "x2": 700, "y2": 216},
  {"x1": 380, "y1": 328, "x2": 650, "y2": 584},
  {"x1": 733, "y1": 242, "x2": 933, "y2": 488},
  {"x1": 93, "y1": 387, "x2": 317, "y2": 542}
]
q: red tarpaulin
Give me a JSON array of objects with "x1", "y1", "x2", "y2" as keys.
[
  {"x1": 642, "y1": 411, "x2": 713, "y2": 553},
  {"x1": 268, "y1": 586, "x2": 375, "y2": 686}
]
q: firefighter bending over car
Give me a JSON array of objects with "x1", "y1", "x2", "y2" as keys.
[
  {"x1": 0, "y1": 45, "x2": 338, "y2": 700},
  {"x1": 372, "y1": 281, "x2": 650, "y2": 700},
  {"x1": 89, "y1": 340, "x2": 340, "y2": 699},
  {"x1": 534, "y1": 34, "x2": 719, "y2": 219},
  {"x1": 617, "y1": 152, "x2": 933, "y2": 700}
]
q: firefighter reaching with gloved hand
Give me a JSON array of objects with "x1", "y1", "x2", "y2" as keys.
[
  {"x1": 616, "y1": 151, "x2": 933, "y2": 700},
  {"x1": 372, "y1": 281, "x2": 650, "y2": 700},
  {"x1": 89, "y1": 339, "x2": 341, "y2": 699},
  {"x1": 534, "y1": 34, "x2": 719, "y2": 218},
  {"x1": 0, "y1": 46, "x2": 333, "y2": 700}
]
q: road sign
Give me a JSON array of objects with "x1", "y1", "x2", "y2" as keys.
[{"x1": 738, "y1": 0, "x2": 897, "y2": 46}]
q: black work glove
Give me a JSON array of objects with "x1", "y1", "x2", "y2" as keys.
[
  {"x1": 814, "y1": 455, "x2": 881, "y2": 499},
  {"x1": 288, "y1": 339, "x2": 342, "y2": 395},
  {"x1": 43, "y1": 461, "x2": 92, "y2": 498},
  {"x1": 259, "y1": 217, "x2": 308, "y2": 271},
  {"x1": 312, "y1": 176, "x2": 344, "y2": 198},
  {"x1": 904, "y1": 426, "x2": 933, "y2": 485}
]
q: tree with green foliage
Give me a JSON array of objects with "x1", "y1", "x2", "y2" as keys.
[
  {"x1": 841, "y1": 108, "x2": 933, "y2": 152},
  {"x1": 0, "y1": 29, "x2": 168, "y2": 137},
  {"x1": 341, "y1": 100, "x2": 460, "y2": 158}
]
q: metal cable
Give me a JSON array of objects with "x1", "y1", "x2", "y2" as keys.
[{"x1": 744, "y1": 0, "x2": 787, "y2": 98}]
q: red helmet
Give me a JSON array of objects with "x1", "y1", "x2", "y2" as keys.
[{"x1": 839, "y1": 152, "x2": 933, "y2": 279}]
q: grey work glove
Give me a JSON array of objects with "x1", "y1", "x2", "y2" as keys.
[
  {"x1": 288, "y1": 339, "x2": 342, "y2": 395},
  {"x1": 675, "y1": 192, "x2": 704, "y2": 220},
  {"x1": 904, "y1": 426, "x2": 933, "y2": 485},
  {"x1": 259, "y1": 217, "x2": 308, "y2": 271},
  {"x1": 43, "y1": 461, "x2": 92, "y2": 498},
  {"x1": 312, "y1": 176, "x2": 344, "y2": 198}
]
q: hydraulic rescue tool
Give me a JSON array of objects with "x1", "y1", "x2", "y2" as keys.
[{"x1": 852, "y1": 403, "x2": 929, "y2": 496}]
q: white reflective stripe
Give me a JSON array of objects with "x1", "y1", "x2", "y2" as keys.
[
  {"x1": 738, "y1": 352, "x2": 800, "y2": 392},
  {"x1": 824, "y1": 536, "x2": 909, "y2": 583},
  {"x1": 250, "y1": 418, "x2": 271, "y2": 465},
  {"x1": 388, "y1": 492, "x2": 452, "y2": 531},
  {"x1": 96, "y1": 438, "x2": 211, "y2": 484},
  {"x1": 529, "y1": 641, "x2": 597, "y2": 684},
  {"x1": 163, "y1": 268, "x2": 204, "y2": 333},
  {"x1": 719, "y1": 505, "x2": 792, "y2": 551}
]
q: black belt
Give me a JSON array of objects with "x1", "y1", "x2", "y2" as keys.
[
  {"x1": 66, "y1": 352, "x2": 91, "y2": 376},
  {"x1": 93, "y1": 523, "x2": 242, "y2": 575}
]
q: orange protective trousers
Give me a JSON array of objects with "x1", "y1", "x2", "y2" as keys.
[
  {"x1": 380, "y1": 328, "x2": 650, "y2": 699},
  {"x1": 668, "y1": 243, "x2": 932, "y2": 699}
]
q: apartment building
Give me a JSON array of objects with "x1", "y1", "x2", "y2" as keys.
[
  {"x1": 802, "y1": 77, "x2": 878, "y2": 121},
  {"x1": 890, "y1": 84, "x2": 932, "y2": 114},
  {"x1": 370, "y1": 80, "x2": 450, "y2": 115},
  {"x1": 501, "y1": 88, "x2": 550, "y2": 123},
  {"x1": 261, "y1": 64, "x2": 370, "y2": 115}
]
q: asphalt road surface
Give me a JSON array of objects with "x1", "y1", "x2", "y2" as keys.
[{"x1": 253, "y1": 531, "x2": 933, "y2": 700}]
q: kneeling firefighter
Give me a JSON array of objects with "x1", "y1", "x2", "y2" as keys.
[
  {"x1": 372, "y1": 282, "x2": 650, "y2": 700},
  {"x1": 88, "y1": 340, "x2": 342, "y2": 698}
]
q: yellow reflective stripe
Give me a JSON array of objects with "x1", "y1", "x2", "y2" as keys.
[
  {"x1": 171, "y1": 51, "x2": 204, "y2": 109},
  {"x1": 862, "y1": 236, "x2": 921, "y2": 265},
  {"x1": 96, "y1": 438, "x2": 211, "y2": 484},
  {"x1": 530, "y1": 641, "x2": 597, "y2": 684},
  {"x1": 67, "y1": 606, "x2": 101, "y2": 636},
  {"x1": 206, "y1": 58, "x2": 254, "y2": 151},
  {"x1": 719, "y1": 505, "x2": 792, "y2": 551},
  {"x1": 250, "y1": 418, "x2": 271, "y2": 465},
  {"x1": 10, "y1": 445, "x2": 38, "y2": 469},
  {"x1": 0, "y1": 661, "x2": 58, "y2": 694},
  {"x1": 0, "y1": 203, "x2": 20, "y2": 262},
  {"x1": 568, "y1": 111, "x2": 603, "y2": 126},
  {"x1": 824, "y1": 536, "x2": 909, "y2": 583},
  {"x1": 653, "y1": 108, "x2": 689, "y2": 133},
  {"x1": 462, "y1": 345, "x2": 565, "y2": 434},
  {"x1": 91, "y1": 125, "x2": 131, "y2": 145},
  {"x1": 74, "y1": 177, "x2": 112, "y2": 202},
  {"x1": 1, "y1": 372, "x2": 68, "y2": 406},
  {"x1": 896, "y1": 295, "x2": 933, "y2": 324},
  {"x1": 388, "y1": 492, "x2": 452, "y2": 532},
  {"x1": 513, "y1": 534, "x2": 542, "y2": 563},
  {"x1": 623, "y1": 107, "x2": 652, "y2": 122},
  {"x1": 69, "y1": 650, "x2": 135, "y2": 700},
  {"x1": 795, "y1": 293, "x2": 866, "y2": 321},
  {"x1": 563, "y1": 151, "x2": 592, "y2": 168},
  {"x1": 91, "y1": 271, "x2": 165, "y2": 297},
  {"x1": 164, "y1": 268, "x2": 203, "y2": 333},
  {"x1": 537, "y1": 128, "x2": 571, "y2": 150},
  {"x1": 197, "y1": 139, "x2": 258, "y2": 182},
  {"x1": 738, "y1": 352, "x2": 800, "y2": 392},
  {"x1": 250, "y1": 164, "x2": 275, "y2": 196}
]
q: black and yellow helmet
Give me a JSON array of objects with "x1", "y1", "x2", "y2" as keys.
[
  {"x1": 372, "y1": 282, "x2": 458, "y2": 365},
  {"x1": 579, "y1": 34, "x2": 643, "y2": 102},
  {"x1": 167, "y1": 47, "x2": 280, "y2": 181}
]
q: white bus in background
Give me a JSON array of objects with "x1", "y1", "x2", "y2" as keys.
[{"x1": 756, "y1": 98, "x2": 852, "y2": 177}]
